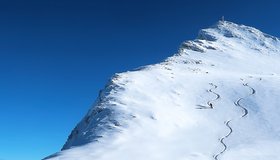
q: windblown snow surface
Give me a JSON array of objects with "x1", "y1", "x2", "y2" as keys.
[{"x1": 45, "y1": 21, "x2": 280, "y2": 160}]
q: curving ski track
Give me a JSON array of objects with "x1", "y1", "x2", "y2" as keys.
[
  {"x1": 196, "y1": 83, "x2": 220, "y2": 109},
  {"x1": 213, "y1": 82, "x2": 256, "y2": 160},
  {"x1": 213, "y1": 120, "x2": 233, "y2": 160},
  {"x1": 234, "y1": 83, "x2": 255, "y2": 118}
]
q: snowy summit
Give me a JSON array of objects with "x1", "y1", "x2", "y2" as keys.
[{"x1": 45, "y1": 21, "x2": 280, "y2": 160}]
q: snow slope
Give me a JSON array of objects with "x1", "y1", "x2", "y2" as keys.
[{"x1": 45, "y1": 21, "x2": 280, "y2": 160}]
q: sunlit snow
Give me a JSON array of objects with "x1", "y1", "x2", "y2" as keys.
[{"x1": 45, "y1": 21, "x2": 280, "y2": 160}]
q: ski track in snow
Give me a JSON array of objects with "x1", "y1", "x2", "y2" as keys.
[
  {"x1": 213, "y1": 80, "x2": 256, "y2": 160},
  {"x1": 235, "y1": 82, "x2": 255, "y2": 118},
  {"x1": 213, "y1": 120, "x2": 233, "y2": 160},
  {"x1": 196, "y1": 83, "x2": 220, "y2": 109}
]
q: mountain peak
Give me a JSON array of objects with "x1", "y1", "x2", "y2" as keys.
[
  {"x1": 201, "y1": 20, "x2": 279, "y2": 42},
  {"x1": 181, "y1": 21, "x2": 280, "y2": 53}
]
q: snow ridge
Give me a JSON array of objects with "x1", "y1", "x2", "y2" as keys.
[{"x1": 62, "y1": 74, "x2": 134, "y2": 150}]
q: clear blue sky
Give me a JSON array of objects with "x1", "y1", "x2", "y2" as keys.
[{"x1": 0, "y1": 0, "x2": 279, "y2": 159}]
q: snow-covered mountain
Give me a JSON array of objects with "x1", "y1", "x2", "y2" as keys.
[{"x1": 45, "y1": 21, "x2": 280, "y2": 160}]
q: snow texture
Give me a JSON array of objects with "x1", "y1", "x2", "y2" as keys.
[{"x1": 44, "y1": 21, "x2": 280, "y2": 160}]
